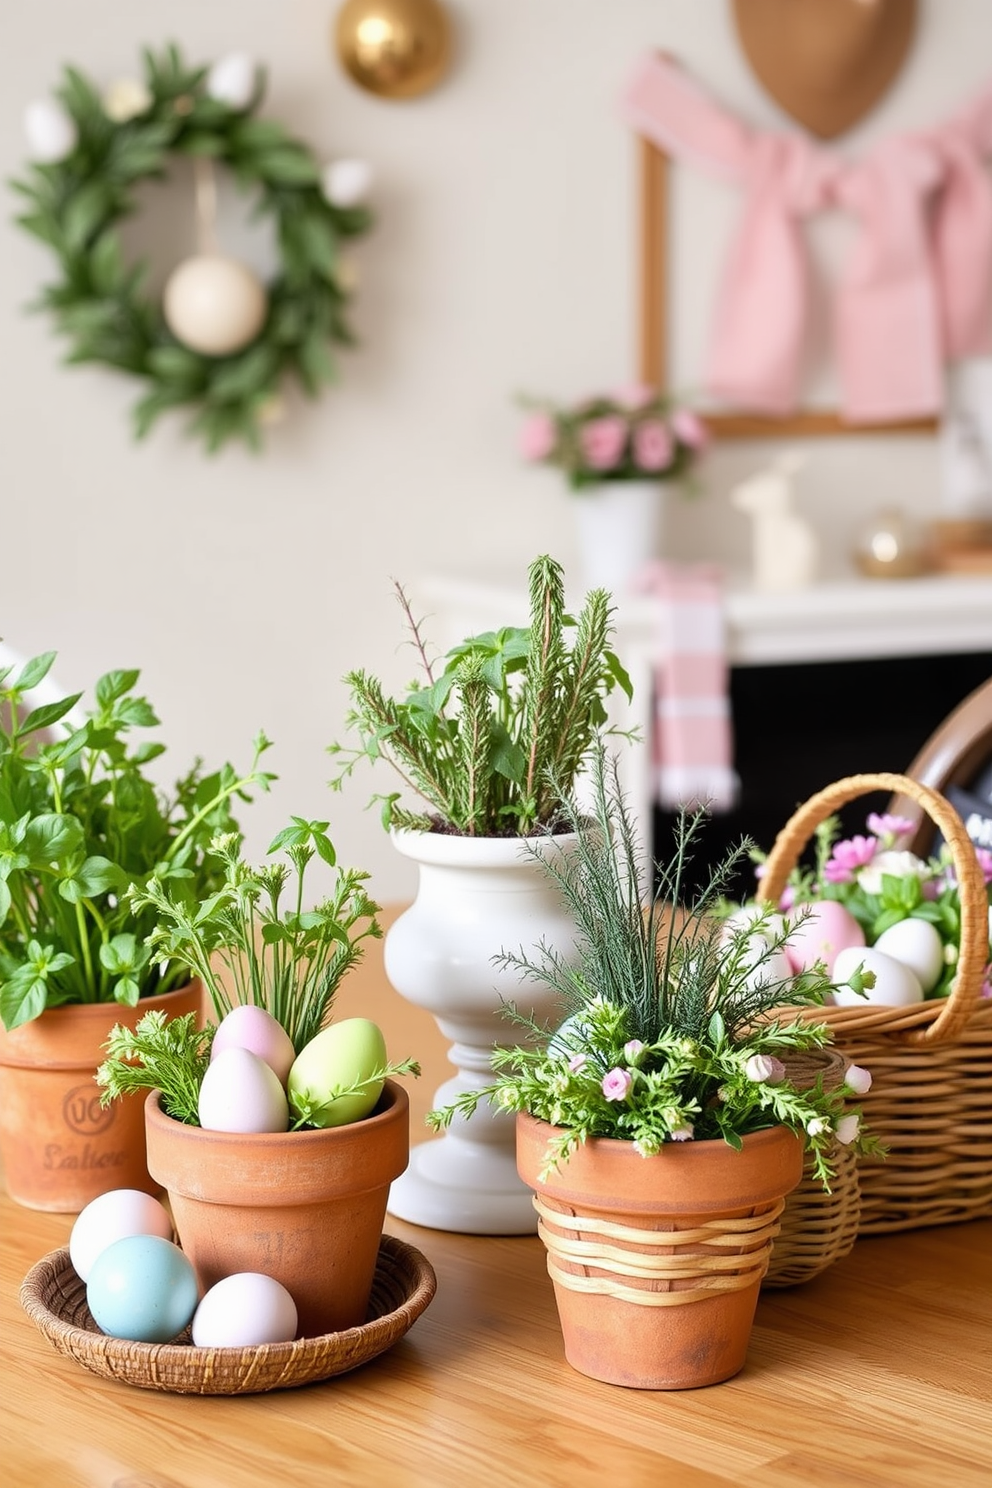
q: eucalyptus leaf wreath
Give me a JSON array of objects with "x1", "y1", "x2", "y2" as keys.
[{"x1": 11, "y1": 46, "x2": 372, "y2": 452}]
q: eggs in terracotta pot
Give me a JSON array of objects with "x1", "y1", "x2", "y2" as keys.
[
  {"x1": 210, "y1": 1004, "x2": 296, "y2": 1084},
  {"x1": 198, "y1": 1046, "x2": 290, "y2": 1133},
  {"x1": 287, "y1": 1018, "x2": 387, "y2": 1127},
  {"x1": 832, "y1": 945, "x2": 924, "y2": 1007},
  {"x1": 785, "y1": 901, "x2": 865, "y2": 976}
]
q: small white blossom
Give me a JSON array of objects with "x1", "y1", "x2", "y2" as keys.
[
  {"x1": 103, "y1": 79, "x2": 152, "y2": 123},
  {"x1": 835, "y1": 1113, "x2": 861, "y2": 1145},
  {"x1": 744, "y1": 1053, "x2": 786, "y2": 1084},
  {"x1": 844, "y1": 1063, "x2": 872, "y2": 1095},
  {"x1": 806, "y1": 1116, "x2": 830, "y2": 1137},
  {"x1": 857, "y1": 850, "x2": 930, "y2": 896},
  {"x1": 669, "y1": 1122, "x2": 694, "y2": 1142}
]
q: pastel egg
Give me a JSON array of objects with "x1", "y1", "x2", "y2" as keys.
[
  {"x1": 70, "y1": 1188, "x2": 174, "y2": 1283},
  {"x1": 211, "y1": 1005, "x2": 296, "y2": 1085},
  {"x1": 198, "y1": 1047, "x2": 289, "y2": 1133},
  {"x1": 721, "y1": 903, "x2": 789, "y2": 947},
  {"x1": 785, "y1": 901, "x2": 865, "y2": 976},
  {"x1": 873, "y1": 918, "x2": 945, "y2": 994},
  {"x1": 192, "y1": 1273, "x2": 298, "y2": 1348},
  {"x1": 287, "y1": 1018, "x2": 387, "y2": 1128},
  {"x1": 736, "y1": 937, "x2": 795, "y2": 994},
  {"x1": 86, "y1": 1234, "x2": 198, "y2": 1343},
  {"x1": 832, "y1": 946, "x2": 924, "y2": 1007}
]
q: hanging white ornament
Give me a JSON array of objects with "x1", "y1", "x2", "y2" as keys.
[
  {"x1": 321, "y1": 158, "x2": 373, "y2": 209},
  {"x1": 23, "y1": 98, "x2": 77, "y2": 162},
  {"x1": 102, "y1": 78, "x2": 152, "y2": 123},
  {"x1": 206, "y1": 53, "x2": 257, "y2": 110},
  {"x1": 163, "y1": 254, "x2": 267, "y2": 357}
]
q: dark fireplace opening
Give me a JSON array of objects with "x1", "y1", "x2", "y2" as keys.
[{"x1": 653, "y1": 650, "x2": 992, "y2": 902}]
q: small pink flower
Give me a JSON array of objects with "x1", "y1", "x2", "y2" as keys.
[
  {"x1": 778, "y1": 884, "x2": 796, "y2": 913},
  {"x1": 567, "y1": 1053, "x2": 587, "y2": 1073},
  {"x1": 866, "y1": 813, "x2": 915, "y2": 846},
  {"x1": 835, "y1": 1113, "x2": 861, "y2": 1146},
  {"x1": 601, "y1": 1067, "x2": 633, "y2": 1102},
  {"x1": 632, "y1": 419, "x2": 673, "y2": 472},
  {"x1": 623, "y1": 1039, "x2": 646, "y2": 1065},
  {"x1": 844, "y1": 1063, "x2": 872, "y2": 1095},
  {"x1": 580, "y1": 416, "x2": 627, "y2": 471},
  {"x1": 976, "y1": 849, "x2": 992, "y2": 885},
  {"x1": 519, "y1": 412, "x2": 556, "y2": 462},
  {"x1": 670, "y1": 1122, "x2": 694, "y2": 1142},
  {"x1": 612, "y1": 383, "x2": 656, "y2": 410},
  {"x1": 744, "y1": 1053, "x2": 786, "y2": 1084},
  {"x1": 670, "y1": 407, "x2": 709, "y2": 451},
  {"x1": 982, "y1": 965, "x2": 992, "y2": 999},
  {"x1": 824, "y1": 835, "x2": 878, "y2": 884}
]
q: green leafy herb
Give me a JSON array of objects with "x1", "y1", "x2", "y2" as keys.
[
  {"x1": 329, "y1": 554, "x2": 633, "y2": 836},
  {"x1": 96, "y1": 1010, "x2": 213, "y2": 1124}
]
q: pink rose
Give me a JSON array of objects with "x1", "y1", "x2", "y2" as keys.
[
  {"x1": 567, "y1": 1053, "x2": 587, "y2": 1073},
  {"x1": 670, "y1": 408, "x2": 709, "y2": 451},
  {"x1": 623, "y1": 1039, "x2": 646, "y2": 1065},
  {"x1": 866, "y1": 813, "x2": 914, "y2": 847},
  {"x1": 580, "y1": 416, "x2": 627, "y2": 471},
  {"x1": 632, "y1": 419, "x2": 673, "y2": 472},
  {"x1": 519, "y1": 412, "x2": 556, "y2": 462},
  {"x1": 601, "y1": 1068, "x2": 633, "y2": 1102}
]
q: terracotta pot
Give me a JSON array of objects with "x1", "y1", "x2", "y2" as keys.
[
  {"x1": 0, "y1": 982, "x2": 202, "y2": 1214},
  {"x1": 517, "y1": 1113, "x2": 803, "y2": 1389},
  {"x1": 144, "y1": 1079, "x2": 410, "y2": 1338}
]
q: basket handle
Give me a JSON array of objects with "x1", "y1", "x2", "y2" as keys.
[{"x1": 756, "y1": 771, "x2": 988, "y2": 1045}]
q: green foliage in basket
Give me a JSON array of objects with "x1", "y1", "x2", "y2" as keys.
[
  {"x1": 428, "y1": 743, "x2": 881, "y2": 1186},
  {"x1": 0, "y1": 651, "x2": 273, "y2": 1030},
  {"x1": 329, "y1": 554, "x2": 633, "y2": 837}
]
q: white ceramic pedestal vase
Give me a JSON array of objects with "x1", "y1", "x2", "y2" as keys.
[
  {"x1": 574, "y1": 480, "x2": 662, "y2": 595},
  {"x1": 384, "y1": 829, "x2": 581, "y2": 1235}
]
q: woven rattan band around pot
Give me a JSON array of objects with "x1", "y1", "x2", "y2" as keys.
[
  {"x1": 534, "y1": 1195, "x2": 784, "y2": 1307},
  {"x1": 758, "y1": 771, "x2": 992, "y2": 1235}
]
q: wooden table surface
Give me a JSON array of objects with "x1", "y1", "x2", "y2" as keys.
[{"x1": 3, "y1": 915, "x2": 991, "y2": 1488}]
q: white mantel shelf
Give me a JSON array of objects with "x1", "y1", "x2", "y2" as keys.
[{"x1": 423, "y1": 571, "x2": 992, "y2": 668}]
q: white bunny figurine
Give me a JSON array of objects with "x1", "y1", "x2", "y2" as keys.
[{"x1": 731, "y1": 451, "x2": 818, "y2": 592}]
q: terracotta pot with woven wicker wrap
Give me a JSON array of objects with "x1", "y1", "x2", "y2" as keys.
[
  {"x1": 758, "y1": 771, "x2": 992, "y2": 1236},
  {"x1": 517, "y1": 1113, "x2": 802, "y2": 1389}
]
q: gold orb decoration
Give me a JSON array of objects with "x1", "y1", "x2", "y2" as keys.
[{"x1": 335, "y1": 0, "x2": 452, "y2": 100}]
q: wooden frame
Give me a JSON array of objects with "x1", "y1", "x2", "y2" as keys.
[{"x1": 637, "y1": 136, "x2": 938, "y2": 437}]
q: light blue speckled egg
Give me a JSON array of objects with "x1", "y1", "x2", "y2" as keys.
[{"x1": 86, "y1": 1234, "x2": 199, "y2": 1343}]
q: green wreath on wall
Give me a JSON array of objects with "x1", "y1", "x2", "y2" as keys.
[{"x1": 12, "y1": 46, "x2": 373, "y2": 452}]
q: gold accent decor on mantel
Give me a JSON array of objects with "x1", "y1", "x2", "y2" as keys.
[{"x1": 335, "y1": 0, "x2": 452, "y2": 100}]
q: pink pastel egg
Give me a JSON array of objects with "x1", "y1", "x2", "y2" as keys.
[
  {"x1": 785, "y1": 901, "x2": 865, "y2": 977},
  {"x1": 211, "y1": 1004, "x2": 296, "y2": 1085}
]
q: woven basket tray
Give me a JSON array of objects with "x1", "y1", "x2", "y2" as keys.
[
  {"x1": 758, "y1": 771, "x2": 992, "y2": 1236},
  {"x1": 762, "y1": 1047, "x2": 861, "y2": 1288},
  {"x1": 20, "y1": 1234, "x2": 436, "y2": 1395}
]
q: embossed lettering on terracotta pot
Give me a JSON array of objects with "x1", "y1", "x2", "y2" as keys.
[
  {"x1": 517, "y1": 1113, "x2": 803, "y2": 1390},
  {"x1": 0, "y1": 983, "x2": 202, "y2": 1213},
  {"x1": 144, "y1": 1080, "x2": 410, "y2": 1337}
]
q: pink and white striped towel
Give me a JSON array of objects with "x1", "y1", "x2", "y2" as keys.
[{"x1": 634, "y1": 561, "x2": 738, "y2": 812}]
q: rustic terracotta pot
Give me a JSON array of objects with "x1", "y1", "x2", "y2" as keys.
[
  {"x1": 0, "y1": 982, "x2": 202, "y2": 1214},
  {"x1": 144, "y1": 1079, "x2": 410, "y2": 1338},
  {"x1": 517, "y1": 1113, "x2": 803, "y2": 1389}
]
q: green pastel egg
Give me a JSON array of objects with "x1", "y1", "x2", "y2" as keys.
[{"x1": 287, "y1": 1018, "x2": 388, "y2": 1128}]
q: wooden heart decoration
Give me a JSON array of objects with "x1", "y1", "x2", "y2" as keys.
[{"x1": 732, "y1": 0, "x2": 918, "y2": 139}]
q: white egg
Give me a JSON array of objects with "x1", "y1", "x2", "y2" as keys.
[
  {"x1": 192, "y1": 1272, "x2": 298, "y2": 1348},
  {"x1": 873, "y1": 918, "x2": 944, "y2": 994},
  {"x1": 24, "y1": 98, "x2": 77, "y2": 162},
  {"x1": 832, "y1": 946, "x2": 924, "y2": 1007},
  {"x1": 69, "y1": 1188, "x2": 173, "y2": 1282},
  {"x1": 205, "y1": 52, "x2": 257, "y2": 110},
  {"x1": 735, "y1": 938, "x2": 794, "y2": 994},
  {"x1": 720, "y1": 903, "x2": 789, "y2": 947},
  {"x1": 198, "y1": 1047, "x2": 290, "y2": 1133},
  {"x1": 321, "y1": 158, "x2": 373, "y2": 208}
]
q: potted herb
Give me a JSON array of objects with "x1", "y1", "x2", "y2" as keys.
[
  {"x1": 97, "y1": 822, "x2": 419, "y2": 1336},
  {"x1": 429, "y1": 745, "x2": 877, "y2": 1389},
  {"x1": 0, "y1": 652, "x2": 272, "y2": 1211},
  {"x1": 329, "y1": 554, "x2": 631, "y2": 1234},
  {"x1": 518, "y1": 387, "x2": 709, "y2": 592}
]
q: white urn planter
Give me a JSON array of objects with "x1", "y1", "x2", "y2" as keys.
[
  {"x1": 573, "y1": 480, "x2": 662, "y2": 595},
  {"x1": 384, "y1": 829, "x2": 581, "y2": 1235}
]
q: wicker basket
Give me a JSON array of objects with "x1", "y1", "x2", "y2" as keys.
[
  {"x1": 763, "y1": 1047, "x2": 861, "y2": 1287},
  {"x1": 758, "y1": 771, "x2": 992, "y2": 1236}
]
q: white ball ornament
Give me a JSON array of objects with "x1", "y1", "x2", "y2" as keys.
[
  {"x1": 322, "y1": 158, "x2": 373, "y2": 209},
  {"x1": 24, "y1": 98, "x2": 77, "y2": 162},
  {"x1": 162, "y1": 254, "x2": 267, "y2": 357},
  {"x1": 206, "y1": 53, "x2": 257, "y2": 110}
]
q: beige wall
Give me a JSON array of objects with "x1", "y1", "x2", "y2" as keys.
[{"x1": 1, "y1": 1, "x2": 987, "y2": 902}]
